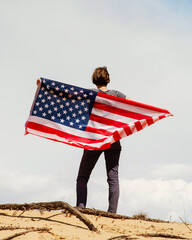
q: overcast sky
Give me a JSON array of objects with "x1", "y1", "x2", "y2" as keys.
[{"x1": 0, "y1": 0, "x2": 192, "y2": 222}]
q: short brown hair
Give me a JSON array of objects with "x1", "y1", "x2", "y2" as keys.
[{"x1": 92, "y1": 66, "x2": 110, "y2": 86}]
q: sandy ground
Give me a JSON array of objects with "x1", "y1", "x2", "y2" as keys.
[{"x1": 0, "y1": 210, "x2": 192, "y2": 240}]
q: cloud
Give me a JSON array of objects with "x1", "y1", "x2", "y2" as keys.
[
  {"x1": 0, "y1": 171, "x2": 75, "y2": 204},
  {"x1": 119, "y1": 178, "x2": 192, "y2": 222},
  {"x1": 86, "y1": 176, "x2": 192, "y2": 222}
]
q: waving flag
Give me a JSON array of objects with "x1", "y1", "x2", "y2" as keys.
[{"x1": 25, "y1": 78, "x2": 172, "y2": 150}]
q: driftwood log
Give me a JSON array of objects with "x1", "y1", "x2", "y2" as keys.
[
  {"x1": 140, "y1": 233, "x2": 187, "y2": 239},
  {"x1": 0, "y1": 201, "x2": 97, "y2": 231},
  {"x1": 1, "y1": 228, "x2": 50, "y2": 240},
  {"x1": 0, "y1": 201, "x2": 168, "y2": 223}
]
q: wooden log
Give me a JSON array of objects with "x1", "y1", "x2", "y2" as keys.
[
  {"x1": 0, "y1": 201, "x2": 97, "y2": 232},
  {"x1": 2, "y1": 228, "x2": 50, "y2": 240}
]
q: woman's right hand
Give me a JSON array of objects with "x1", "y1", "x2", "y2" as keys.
[{"x1": 36, "y1": 78, "x2": 41, "y2": 86}]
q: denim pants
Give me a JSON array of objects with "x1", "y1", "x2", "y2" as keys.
[{"x1": 76, "y1": 141, "x2": 121, "y2": 213}]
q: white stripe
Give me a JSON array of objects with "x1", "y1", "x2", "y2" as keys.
[
  {"x1": 129, "y1": 123, "x2": 138, "y2": 134},
  {"x1": 91, "y1": 108, "x2": 136, "y2": 124},
  {"x1": 96, "y1": 96, "x2": 166, "y2": 117},
  {"x1": 140, "y1": 119, "x2": 148, "y2": 128},
  {"x1": 88, "y1": 120, "x2": 120, "y2": 133},
  {"x1": 117, "y1": 128, "x2": 128, "y2": 138},
  {"x1": 27, "y1": 116, "x2": 105, "y2": 140}
]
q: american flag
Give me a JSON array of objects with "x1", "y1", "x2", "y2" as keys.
[{"x1": 25, "y1": 77, "x2": 172, "y2": 150}]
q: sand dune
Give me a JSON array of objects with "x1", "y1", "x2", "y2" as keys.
[{"x1": 0, "y1": 209, "x2": 192, "y2": 240}]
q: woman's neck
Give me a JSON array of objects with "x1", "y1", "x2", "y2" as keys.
[{"x1": 96, "y1": 85, "x2": 108, "y2": 92}]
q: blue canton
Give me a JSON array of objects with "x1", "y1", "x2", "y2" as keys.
[{"x1": 31, "y1": 78, "x2": 97, "y2": 131}]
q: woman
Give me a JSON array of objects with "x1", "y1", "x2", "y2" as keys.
[{"x1": 76, "y1": 66, "x2": 129, "y2": 213}]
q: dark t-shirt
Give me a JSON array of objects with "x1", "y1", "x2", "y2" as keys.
[{"x1": 92, "y1": 88, "x2": 126, "y2": 99}]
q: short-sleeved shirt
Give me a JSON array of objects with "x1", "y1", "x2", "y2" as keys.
[{"x1": 92, "y1": 88, "x2": 126, "y2": 99}]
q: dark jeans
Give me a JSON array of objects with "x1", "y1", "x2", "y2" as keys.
[{"x1": 76, "y1": 141, "x2": 121, "y2": 213}]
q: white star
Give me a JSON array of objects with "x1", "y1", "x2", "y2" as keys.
[
  {"x1": 72, "y1": 99, "x2": 76, "y2": 103},
  {"x1": 81, "y1": 102, "x2": 85, "y2": 106},
  {"x1": 89, "y1": 92, "x2": 93, "y2": 95},
  {"x1": 72, "y1": 113, "x2": 77, "y2": 117},
  {"x1": 84, "y1": 107, "x2": 88, "y2": 112},
  {"x1": 70, "y1": 87, "x2": 74, "y2": 90},
  {"x1": 76, "y1": 119, "x2": 80, "y2": 123},
  {"x1": 54, "y1": 107, "x2": 58, "y2": 111},
  {"x1": 79, "y1": 125, "x2": 83, "y2": 129},
  {"x1": 60, "y1": 104, "x2": 64, "y2": 109},
  {"x1": 51, "y1": 116, "x2": 55, "y2": 120},
  {"x1": 57, "y1": 99, "x2": 61, "y2": 103},
  {"x1": 63, "y1": 97, "x2": 67, "y2": 101},
  {"x1": 69, "y1": 107, "x2": 73, "y2": 112},
  {"x1": 83, "y1": 94, "x2": 87, "y2": 97},
  {"x1": 39, "y1": 107, "x2": 43, "y2": 111},
  {"x1": 38, "y1": 94, "x2": 42, "y2": 98},
  {"x1": 53, "y1": 94, "x2": 57, "y2": 98},
  {"x1": 69, "y1": 122, "x2": 74, "y2": 126},
  {"x1": 60, "y1": 119, "x2": 64, "y2": 123},
  {"x1": 41, "y1": 87, "x2": 45, "y2": 90},
  {"x1": 77, "y1": 96, "x2": 82, "y2": 100},
  {"x1": 80, "y1": 90, "x2": 84, "y2": 93},
  {"x1": 51, "y1": 101, "x2": 55, "y2": 106},
  {"x1": 68, "y1": 93, "x2": 72, "y2": 98},
  {"x1": 74, "y1": 91, "x2": 78, "y2": 95},
  {"x1": 66, "y1": 102, "x2": 70, "y2": 106},
  {"x1": 63, "y1": 110, "x2": 67, "y2": 114},
  {"x1": 51, "y1": 82, "x2": 55, "y2": 86},
  {"x1": 55, "y1": 87, "x2": 59, "y2": 91},
  {"x1": 61, "y1": 84, "x2": 65, "y2": 88},
  {"x1": 65, "y1": 89, "x2": 69, "y2": 93},
  {"x1": 41, "y1": 99, "x2": 46, "y2": 103},
  {"x1": 75, "y1": 104, "x2": 79, "y2": 109},
  {"x1": 42, "y1": 112, "x2": 47, "y2": 117},
  {"x1": 87, "y1": 99, "x2": 91, "y2": 103},
  {"x1": 57, "y1": 113, "x2": 61, "y2": 117},
  {"x1": 36, "y1": 102, "x2": 40, "y2": 106},
  {"x1": 47, "y1": 96, "x2": 51, "y2": 100},
  {"x1": 47, "y1": 85, "x2": 50, "y2": 89},
  {"x1": 33, "y1": 110, "x2": 37, "y2": 114},
  {"x1": 81, "y1": 116, "x2": 86, "y2": 120},
  {"x1": 78, "y1": 110, "x2": 82, "y2": 115},
  {"x1": 44, "y1": 91, "x2": 48, "y2": 95},
  {"x1": 66, "y1": 116, "x2": 70, "y2": 120},
  {"x1": 45, "y1": 104, "x2": 49, "y2": 108},
  {"x1": 48, "y1": 110, "x2": 52, "y2": 114},
  {"x1": 43, "y1": 80, "x2": 46, "y2": 84}
]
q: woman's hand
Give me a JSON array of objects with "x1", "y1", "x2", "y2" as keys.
[{"x1": 36, "y1": 78, "x2": 41, "y2": 86}]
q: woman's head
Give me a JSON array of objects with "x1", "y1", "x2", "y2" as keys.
[{"x1": 92, "y1": 66, "x2": 110, "y2": 86}]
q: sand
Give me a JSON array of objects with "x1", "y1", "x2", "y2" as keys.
[{"x1": 0, "y1": 210, "x2": 192, "y2": 240}]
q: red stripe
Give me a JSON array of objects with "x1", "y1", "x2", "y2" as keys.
[
  {"x1": 135, "y1": 121, "x2": 143, "y2": 131},
  {"x1": 26, "y1": 121, "x2": 107, "y2": 144},
  {"x1": 146, "y1": 118, "x2": 154, "y2": 126},
  {"x1": 97, "y1": 92, "x2": 171, "y2": 114},
  {"x1": 113, "y1": 131, "x2": 121, "y2": 142},
  {"x1": 90, "y1": 114, "x2": 128, "y2": 128},
  {"x1": 124, "y1": 126, "x2": 132, "y2": 136},
  {"x1": 159, "y1": 115, "x2": 166, "y2": 120},
  {"x1": 86, "y1": 126, "x2": 112, "y2": 136},
  {"x1": 94, "y1": 102, "x2": 150, "y2": 120}
]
